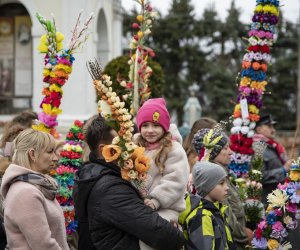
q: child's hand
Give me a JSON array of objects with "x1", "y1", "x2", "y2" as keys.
[
  {"x1": 244, "y1": 227, "x2": 253, "y2": 244},
  {"x1": 144, "y1": 198, "x2": 156, "y2": 210}
]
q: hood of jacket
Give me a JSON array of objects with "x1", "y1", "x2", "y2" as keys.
[
  {"x1": 1, "y1": 163, "x2": 43, "y2": 198},
  {"x1": 73, "y1": 152, "x2": 122, "y2": 220}
]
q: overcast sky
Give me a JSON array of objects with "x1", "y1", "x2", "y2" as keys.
[{"x1": 122, "y1": 0, "x2": 299, "y2": 24}]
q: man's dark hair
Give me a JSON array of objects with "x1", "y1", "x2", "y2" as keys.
[{"x1": 84, "y1": 115, "x2": 115, "y2": 156}]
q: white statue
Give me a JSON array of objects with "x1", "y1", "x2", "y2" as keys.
[{"x1": 183, "y1": 83, "x2": 202, "y2": 127}]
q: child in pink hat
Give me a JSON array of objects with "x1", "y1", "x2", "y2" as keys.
[{"x1": 135, "y1": 98, "x2": 189, "y2": 250}]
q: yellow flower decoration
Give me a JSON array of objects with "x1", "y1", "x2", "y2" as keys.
[
  {"x1": 249, "y1": 104, "x2": 259, "y2": 114},
  {"x1": 56, "y1": 42, "x2": 63, "y2": 52},
  {"x1": 137, "y1": 31, "x2": 144, "y2": 39},
  {"x1": 289, "y1": 170, "x2": 300, "y2": 182},
  {"x1": 250, "y1": 81, "x2": 268, "y2": 91},
  {"x1": 234, "y1": 104, "x2": 241, "y2": 112},
  {"x1": 264, "y1": 5, "x2": 279, "y2": 16},
  {"x1": 255, "y1": 4, "x2": 263, "y2": 13},
  {"x1": 43, "y1": 69, "x2": 51, "y2": 77},
  {"x1": 267, "y1": 239, "x2": 279, "y2": 250},
  {"x1": 42, "y1": 104, "x2": 62, "y2": 116},
  {"x1": 55, "y1": 32, "x2": 64, "y2": 43},
  {"x1": 49, "y1": 84, "x2": 63, "y2": 93},
  {"x1": 32, "y1": 123, "x2": 51, "y2": 133},
  {"x1": 55, "y1": 64, "x2": 72, "y2": 74},
  {"x1": 38, "y1": 44, "x2": 48, "y2": 53},
  {"x1": 136, "y1": 15, "x2": 143, "y2": 22},
  {"x1": 37, "y1": 34, "x2": 49, "y2": 53},
  {"x1": 240, "y1": 77, "x2": 251, "y2": 87}
]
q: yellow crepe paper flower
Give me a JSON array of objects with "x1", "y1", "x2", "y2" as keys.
[
  {"x1": 136, "y1": 15, "x2": 143, "y2": 22},
  {"x1": 289, "y1": 170, "x2": 300, "y2": 182},
  {"x1": 40, "y1": 34, "x2": 48, "y2": 44},
  {"x1": 249, "y1": 104, "x2": 259, "y2": 114},
  {"x1": 137, "y1": 31, "x2": 144, "y2": 39},
  {"x1": 42, "y1": 104, "x2": 62, "y2": 116},
  {"x1": 56, "y1": 42, "x2": 63, "y2": 52},
  {"x1": 55, "y1": 64, "x2": 72, "y2": 74},
  {"x1": 32, "y1": 123, "x2": 51, "y2": 133},
  {"x1": 267, "y1": 239, "x2": 279, "y2": 250},
  {"x1": 49, "y1": 84, "x2": 63, "y2": 94},
  {"x1": 43, "y1": 69, "x2": 51, "y2": 77},
  {"x1": 37, "y1": 34, "x2": 49, "y2": 53},
  {"x1": 234, "y1": 104, "x2": 241, "y2": 112},
  {"x1": 240, "y1": 77, "x2": 251, "y2": 86},
  {"x1": 38, "y1": 43, "x2": 48, "y2": 53},
  {"x1": 55, "y1": 32, "x2": 64, "y2": 43}
]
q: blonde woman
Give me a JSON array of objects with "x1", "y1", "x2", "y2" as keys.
[{"x1": 0, "y1": 129, "x2": 69, "y2": 250}]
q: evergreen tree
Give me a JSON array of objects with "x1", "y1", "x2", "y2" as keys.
[
  {"x1": 150, "y1": 0, "x2": 201, "y2": 124},
  {"x1": 263, "y1": 17, "x2": 298, "y2": 130}
]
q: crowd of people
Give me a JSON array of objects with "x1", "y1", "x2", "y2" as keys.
[{"x1": 0, "y1": 97, "x2": 297, "y2": 250}]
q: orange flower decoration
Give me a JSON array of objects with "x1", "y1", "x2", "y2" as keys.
[
  {"x1": 233, "y1": 111, "x2": 241, "y2": 118},
  {"x1": 135, "y1": 155, "x2": 150, "y2": 173},
  {"x1": 131, "y1": 147, "x2": 145, "y2": 160},
  {"x1": 249, "y1": 113, "x2": 260, "y2": 122},
  {"x1": 242, "y1": 61, "x2": 251, "y2": 69},
  {"x1": 121, "y1": 169, "x2": 131, "y2": 181},
  {"x1": 102, "y1": 145, "x2": 122, "y2": 162}
]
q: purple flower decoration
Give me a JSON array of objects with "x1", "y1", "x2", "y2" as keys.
[
  {"x1": 38, "y1": 112, "x2": 58, "y2": 127},
  {"x1": 272, "y1": 221, "x2": 284, "y2": 232},
  {"x1": 286, "y1": 202, "x2": 297, "y2": 213},
  {"x1": 252, "y1": 237, "x2": 268, "y2": 249},
  {"x1": 286, "y1": 220, "x2": 298, "y2": 230}
]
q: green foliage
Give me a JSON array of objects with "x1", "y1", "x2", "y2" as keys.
[
  {"x1": 263, "y1": 17, "x2": 298, "y2": 130},
  {"x1": 244, "y1": 201, "x2": 264, "y2": 230},
  {"x1": 251, "y1": 156, "x2": 264, "y2": 172},
  {"x1": 102, "y1": 55, "x2": 164, "y2": 99}
]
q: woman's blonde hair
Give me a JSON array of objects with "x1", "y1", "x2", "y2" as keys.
[
  {"x1": 11, "y1": 129, "x2": 56, "y2": 169},
  {"x1": 136, "y1": 132, "x2": 173, "y2": 173}
]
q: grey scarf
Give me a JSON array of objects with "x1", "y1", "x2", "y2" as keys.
[{"x1": 10, "y1": 173, "x2": 58, "y2": 200}]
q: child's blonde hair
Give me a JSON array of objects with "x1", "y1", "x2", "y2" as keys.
[
  {"x1": 11, "y1": 128, "x2": 56, "y2": 169},
  {"x1": 136, "y1": 131, "x2": 173, "y2": 173}
]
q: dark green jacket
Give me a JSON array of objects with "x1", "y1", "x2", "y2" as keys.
[
  {"x1": 223, "y1": 177, "x2": 248, "y2": 249},
  {"x1": 179, "y1": 195, "x2": 235, "y2": 250}
]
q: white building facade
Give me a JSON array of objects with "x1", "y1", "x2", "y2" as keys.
[{"x1": 0, "y1": 0, "x2": 122, "y2": 127}]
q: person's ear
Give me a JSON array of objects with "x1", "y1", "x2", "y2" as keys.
[
  {"x1": 28, "y1": 149, "x2": 36, "y2": 162},
  {"x1": 98, "y1": 144, "x2": 105, "y2": 155}
]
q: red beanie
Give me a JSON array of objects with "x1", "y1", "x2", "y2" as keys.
[{"x1": 136, "y1": 98, "x2": 170, "y2": 132}]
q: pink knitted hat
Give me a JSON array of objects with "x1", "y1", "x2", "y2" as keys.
[{"x1": 136, "y1": 98, "x2": 170, "y2": 132}]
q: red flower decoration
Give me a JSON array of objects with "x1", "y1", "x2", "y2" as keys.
[{"x1": 74, "y1": 120, "x2": 83, "y2": 127}]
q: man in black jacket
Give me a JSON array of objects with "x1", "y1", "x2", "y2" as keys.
[
  {"x1": 253, "y1": 114, "x2": 291, "y2": 205},
  {"x1": 73, "y1": 115, "x2": 184, "y2": 250}
]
